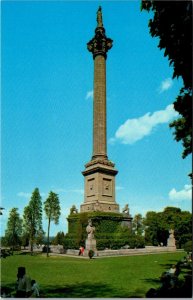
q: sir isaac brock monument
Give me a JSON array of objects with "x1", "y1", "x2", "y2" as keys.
[{"x1": 66, "y1": 7, "x2": 132, "y2": 251}]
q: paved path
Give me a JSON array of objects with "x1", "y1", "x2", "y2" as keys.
[{"x1": 48, "y1": 249, "x2": 183, "y2": 259}]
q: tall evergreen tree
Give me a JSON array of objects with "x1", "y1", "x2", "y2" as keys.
[
  {"x1": 52, "y1": 231, "x2": 65, "y2": 245},
  {"x1": 44, "y1": 191, "x2": 61, "y2": 257},
  {"x1": 4, "y1": 208, "x2": 22, "y2": 251},
  {"x1": 23, "y1": 188, "x2": 43, "y2": 254}
]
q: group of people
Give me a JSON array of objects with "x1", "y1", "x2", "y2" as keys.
[
  {"x1": 16, "y1": 267, "x2": 39, "y2": 298},
  {"x1": 146, "y1": 253, "x2": 193, "y2": 298}
]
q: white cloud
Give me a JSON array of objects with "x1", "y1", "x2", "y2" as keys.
[
  {"x1": 169, "y1": 184, "x2": 192, "y2": 201},
  {"x1": 17, "y1": 192, "x2": 31, "y2": 198},
  {"x1": 159, "y1": 78, "x2": 173, "y2": 93},
  {"x1": 85, "y1": 90, "x2": 93, "y2": 100},
  {"x1": 110, "y1": 104, "x2": 178, "y2": 145}
]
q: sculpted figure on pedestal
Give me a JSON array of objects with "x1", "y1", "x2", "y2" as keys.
[
  {"x1": 70, "y1": 205, "x2": 78, "y2": 214},
  {"x1": 86, "y1": 219, "x2": 95, "y2": 239},
  {"x1": 122, "y1": 204, "x2": 129, "y2": 215}
]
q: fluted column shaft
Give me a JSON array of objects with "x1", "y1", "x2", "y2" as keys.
[
  {"x1": 92, "y1": 55, "x2": 107, "y2": 159},
  {"x1": 87, "y1": 6, "x2": 113, "y2": 161}
]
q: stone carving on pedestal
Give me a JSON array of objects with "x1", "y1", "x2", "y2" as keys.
[
  {"x1": 122, "y1": 204, "x2": 130, "y2": 215},
  {"x1": 121, "y1": 204, "x2": 132, "y2": 229},
  {"x1": 167, "y1": 229, "x2": 176, "y2": 249},
  {"x1": 85, "y1": 219, "x2": 96, "y2": 251},
  {"x1": 70, "y1": 205, "x2": 78, "y2": 214}
]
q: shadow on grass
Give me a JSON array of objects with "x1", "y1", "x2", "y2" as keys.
[
  {"x1": 1, "y1": 282, "x2": 144, "y2": 298},
  {"x1": 41, "y1": 282, "x2": 143, "y2": 298},
  {"x1": 16, "y1": 251, "x2": 43, "y2": 256},
  {"x1": 143, "y1": 274, "x2": 192, "y2": 298},
  {"x1": 0, "y1": 283, "x2": 16, "y2": 297},
  {"x1": 143, "y1": 278, "x2": 160, "y2": 285}
]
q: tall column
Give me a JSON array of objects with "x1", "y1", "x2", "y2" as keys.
[
  {"x1": 87, "y1": 6, "x2": 113, "y2": 161},
  {"x1": 93, "y1": 55, "x2": 107, "y2": 159},
  {"x1": 81, "y1": 7, "x2": 119, "y2": 213}
]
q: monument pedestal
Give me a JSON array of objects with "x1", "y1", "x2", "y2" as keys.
[
  {"x1": 86, "y1": 238, "x2": 97, "y2": 251},
  {"x1": 167, "y1": 229, "x2": 176, "y2": 250},
  {"x1": 81, "y1": 158, "x2": 119, "y2": 213},
  {"x1": 121, "y1": 214, "x2": 133, "y2": 229}
]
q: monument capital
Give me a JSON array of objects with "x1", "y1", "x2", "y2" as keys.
[{"x1": 87, "y1": 7, "x2": 113, "y2": 59}]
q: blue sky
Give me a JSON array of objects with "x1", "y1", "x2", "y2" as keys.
[{"x1": 1, "y1": 1, "x2": 191, "y2": 236}]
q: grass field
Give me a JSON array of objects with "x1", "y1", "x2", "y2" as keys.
[{"x1": 1, "y1": 251, "x2": 187, "y2": 297}]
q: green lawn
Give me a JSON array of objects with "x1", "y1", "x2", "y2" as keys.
[{"x1": 1, "y1": 252, "x2": 187, "y2": 297}]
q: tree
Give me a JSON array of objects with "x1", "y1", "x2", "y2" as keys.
[
  {"x1": 4, "y1": 208, "x2": 22, "y2": 251},
  {"x1": 44, "y1": 191, "x2": 61, "y2": 257},
  {"x1": 141, "y1": 1, "x2": 192, "y2": 161},
  {"x1": 21, "y1": 232, "x2": 30, "y2": 249},
  {"x1": 52, "y1": 231, "x2": 65, "y2": 245},
  {"x1": 132, "y1": 214, "x2": 145, "y2": 236},
  {"x1": 144, "y1": 211, "x2": 161, "y2": 246},
  {"x1": 173, "y1": 210, "x2": 192, "y2": 248},
  {"x1": 23, "y1": 188, "x2": 43, "y2": 254},
  {"x1": 144, "y1": 207, "x2": 192, "y2": 248},
  {"x1": 35, "y1": 228, "x2": 45, "y2": 245}
]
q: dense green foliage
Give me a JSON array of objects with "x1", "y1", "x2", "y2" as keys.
[
  {"x1": 144, "y1": 207, "x2": 192, "y2": 248},
  {"x1": 23, "y1": 188, "x2": 43, "y2": 254},
  {"x1": 141, "y1": 1, "x2": 192, "y2": 160},
  {"x1": 183, "y1": 240, "x2": 192, "y2": 253},
  {"x1": 132, "y1": 213, "x2": 145, "y2": 235},
  {"x1": 3, "y1": 208, "x2": 22, "y2": 250},
  {"x1": 44, "y1": 191, "x2": 61, "y2": 257},
  {"x1": 65, "y1": 212, "x2": 144, "y2": 250},
  {"x1": 52, "y1": 231, "x2": 65, "y2": 245},
  {"x1": 1, "y1": 252, "x2": 188, "y2": 298}
]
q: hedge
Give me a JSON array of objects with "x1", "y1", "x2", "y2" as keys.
[{"x1": 63, "y1": 212, "x2": 145, "y2": 250}]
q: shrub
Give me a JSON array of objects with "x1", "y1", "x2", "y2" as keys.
[
  {"x1": 88, "y1": 249, "x2": 94, "y2": 259},
  {"x1": 183, "y1": 240, "x2": 192, "y2": 253},
  {"x1": 63, "y1": 235, "x2": 79, "y2": 250},
  {"x1": 42, "y1": 246, "x2": 50, "y2": 253},
  {"x1": 134, "y1": 235, "x2": 145, "y2": 248},
  {"x1": 96, "y1": 239, "x2": 110, "y2": 250}
]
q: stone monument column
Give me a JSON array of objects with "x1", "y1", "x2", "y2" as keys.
[
  {"x1": 87, "y1": 6, "x2": 113, "y2": 160},
  {"x1": 80, "y1": 7, "x2": 119, "y2": 213},
  {"x1": 93, "y1": 54, "x2": 107, "y2": 159}
]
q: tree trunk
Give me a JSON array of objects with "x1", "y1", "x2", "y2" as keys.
[
  {"x1": 47, "y1": 218, "x2": 51, "y2": 257},
  {"x1": 30, "y1": 234, "x2": 34, "y2": 255}
]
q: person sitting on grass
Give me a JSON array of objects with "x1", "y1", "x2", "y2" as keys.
[
  {"x1": 16, "y1": 267, "x2": 32, "y2": 298},
  {"x1": 31, "y1": 279, "x2": 40, "y2": 297},
  {"x1": 166, "y1": 264, "x2": 180, "y2": 288}
]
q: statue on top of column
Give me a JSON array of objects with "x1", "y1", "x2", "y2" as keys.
[
  {"x1": 87, "y1": 6, "x2": 113, "y2": 59},
  {"x1": 97, "y1": 6, "x2": 103, "y2": 27}
]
